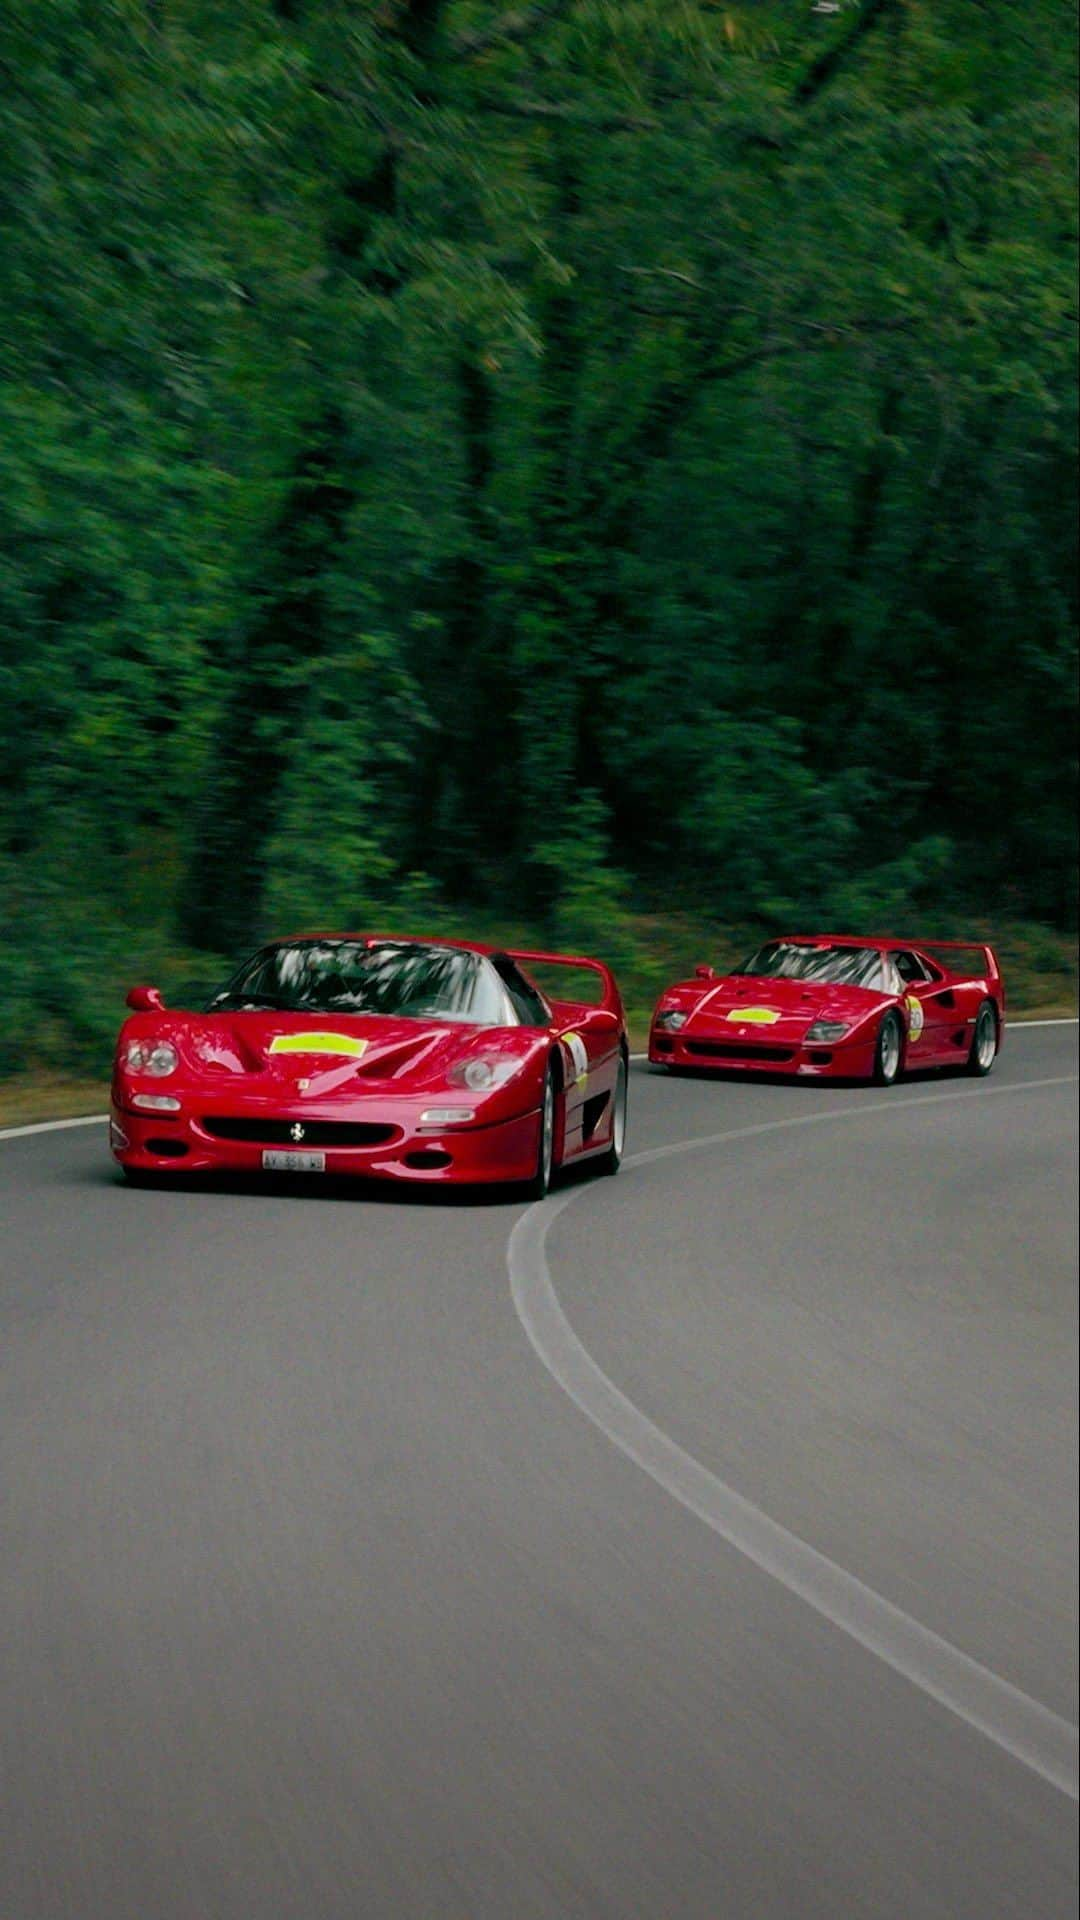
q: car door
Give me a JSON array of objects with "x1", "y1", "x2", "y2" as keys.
[
  {"x1": 892, "y1": 950, "x2": 958, "y2": 1064},
  {"x1": 550, "y1": 1004, "x2": 621, "y2": 1158},
  {"x1": 496, "y1": 954, "x2": 622, "y2": 1161}
]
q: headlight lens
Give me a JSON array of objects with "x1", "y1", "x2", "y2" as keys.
[
  {"x1": 123, "y1": 1039, "x2": 179, "y2": 1076},
  {"x1": 132, "y1": 1092, "x2": 182, "y2": 1112},
  {"x1": 420, "y1": 1107, "x2": 476, "y2": 1126},
  {"x1": 449, "y1": 1057, "x2": 521, "y2": 1091},
  {"x1": 805, "y1": 1020, "x2": 850, "y2": 1042},
  {"x1": 654, "y1": 1008, "x2": 688, "y2": 1031}
]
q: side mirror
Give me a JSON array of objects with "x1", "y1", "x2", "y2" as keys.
[
  {"x1": 581, "y1": 1006, "x2": 620, "y2": 1035},
  {"x1": 694, "y1": 964, "x2": 716, "y2": 980},
  {"x1": 126, "y1": 985, "x2": 165, "y2": 1012}
]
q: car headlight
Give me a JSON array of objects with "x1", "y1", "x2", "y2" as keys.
[
  {"x1": 449, "y1": 1057, "x2": 522, "y2": 1091},
  {"x1": 654, "y1": 1008, "x2": 688, "y2": 1031},
  {"x1": 420, "y1": 1107, "x2": 476, "y2": 1126},
  {"x1": 805, "y1": 1020, "x2": 850, "y2": 1042},
  {"x1": 123, "y1": 1038, "x2": 179, "y2": 1076}
]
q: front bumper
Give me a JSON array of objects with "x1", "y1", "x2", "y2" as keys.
[
  {"x1": 647, "y1": 1028, "x2": 877, "y2": 1079},
  {"x1": 110, "y1": 1089, "x2": 542, "y2": 1185}
]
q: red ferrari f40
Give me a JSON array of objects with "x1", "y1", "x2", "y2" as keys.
[{"x1": 649, "y1": 935, "x2": 1004, "y2": 1085}]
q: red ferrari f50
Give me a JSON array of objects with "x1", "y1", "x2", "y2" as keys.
[
  {"x1": 649, "y1": 935, "x2": 1004, "y2": 1084},
  {"x1": 112, "y1": 936, "x2": 628, "y2": 1195}
]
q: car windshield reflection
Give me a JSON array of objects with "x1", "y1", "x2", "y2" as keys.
[
  {"x1": 208, "y1": 941, "x2": 513, "y2": 1024},
  {"x1": 734, "y1": 942, "x2": 887, "y2": 991}
]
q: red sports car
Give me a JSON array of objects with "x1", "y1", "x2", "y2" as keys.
[
  {"x1": 111, "y1": 935, "x2": 628, "y2": 1194},
  {"x1": 648, "y1": 935, "x2": 1004, "y2": 1085}
]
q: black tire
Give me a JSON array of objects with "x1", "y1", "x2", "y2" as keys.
[
  {"x1": 872, "y1": 1009, "x2": 904, "y2": 1086},
  {"x1": 597, "y1": 1050, "x2": 628, "y2": 1176},
  {"x1": 525, "y1": 1061, "x2": 558, "y2": 1199},
  {"x1": 966, "y1": 999, "x2": 998, "y2": 1077}
]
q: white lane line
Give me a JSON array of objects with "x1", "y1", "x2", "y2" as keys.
[
  {"x1": 508, "y1": 1072, "x2": 1080, "y2": 1801},
  {"x1": 0, "y1": 1113, "x2": 107, "y2": 1143}
]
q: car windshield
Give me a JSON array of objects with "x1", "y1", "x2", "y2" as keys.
[
  {"x1": 733, "y1": 942, "x2": 887, "y2": 991},
  {"x1": 208, "y1": 941, "x2": 513, "y2": 1025}
]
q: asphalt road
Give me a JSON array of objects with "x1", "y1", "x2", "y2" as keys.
[{"x1": 2, "y1": 1028, "x2": 1077, "y2": 1920}]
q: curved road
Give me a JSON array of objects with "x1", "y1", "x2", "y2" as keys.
[{"x1": 2, "y1": 1028, "x2": 1077, "y2": 1919}]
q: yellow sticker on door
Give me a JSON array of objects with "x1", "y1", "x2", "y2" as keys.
[
  {"x1": 905, "y1": 996, "x2": 925, "y2": 1041},
  {"x1": 562, "y1": 1031, "x2": 589, "y2": 1089}
]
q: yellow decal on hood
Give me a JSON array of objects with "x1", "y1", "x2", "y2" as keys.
[
  {"x1": 268, "y1": 1032, "x2": 367, "y2": 1058},
  {"x1": 726, "y1": 1007, "x2": 780, "y2": 1025}
]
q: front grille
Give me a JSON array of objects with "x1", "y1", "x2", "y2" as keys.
[
  {"x1": 685, "y1": 1040, "x2": 795, "y2": 1063},
  {"x1": 202, "y1": 1117, "x2": 399, "y2": 1147}
]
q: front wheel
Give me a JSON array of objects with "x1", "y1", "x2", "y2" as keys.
[
  {"x1": 966, "y1": 1000, "x2": 998, "y2": 1077},
  {"x1": 525, "y1": 1062, "x2": 558, "y2": 1199},
  {"x1": 872, "y1": 1010, "x2": 904, "y2": 1086},
  {"x1": 598, "y1": 1052, "x2": 628, "y2": 1176}
]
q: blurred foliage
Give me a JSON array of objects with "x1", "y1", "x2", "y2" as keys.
[{"x1": 0, "y1": 0, "x2": 1076, "y2": 1075}]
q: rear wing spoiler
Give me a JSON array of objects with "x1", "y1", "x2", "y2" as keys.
[
  {"x1": 507, "y1": 950, "x2": 624, "y2": 1016},
  {"x1": 909, "y1": 939, "x2": 1002, "y2": 983}
]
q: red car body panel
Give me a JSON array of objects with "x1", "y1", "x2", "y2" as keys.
[
  {"x1": 648, "y1": 935, "x2": 1004, "y2": 1081},
  {"x1": 111, "y1": 936, "x2": 627, "y2": 1187}
]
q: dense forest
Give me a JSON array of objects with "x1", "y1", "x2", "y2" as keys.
[{"x1": 1, "y1": 1, "x2": 1077, "y2": 1072}]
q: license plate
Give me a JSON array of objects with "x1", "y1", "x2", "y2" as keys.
[{"x1": 262, "y1": 1149, "x2": 326, "y2": 1173}]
